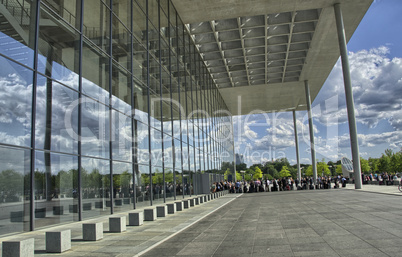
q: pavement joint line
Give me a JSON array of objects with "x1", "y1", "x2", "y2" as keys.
[
  {"x1": 344, "y1": 188, "x2": 402, "y2": 197},
  {"x1": 133, "y1": 193, "x2": 242, "y2": 257}
]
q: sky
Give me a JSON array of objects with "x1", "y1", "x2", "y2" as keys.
[{"x1": 233, "y1": 0, "x2": 402, "y2": 167}]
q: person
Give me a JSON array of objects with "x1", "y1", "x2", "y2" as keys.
[
  {"x1": 341, "y1": 176, "x2": 347, "y2": 187},
  {"x1": 266, "y1": 179, "x2": 270, "y2": 192},
  {"x1": 249, "y1": 180, "x2": 255, "y2": 193},
  {"x1": 235, "y1": 181, "x2": 240, "y2": 193}
]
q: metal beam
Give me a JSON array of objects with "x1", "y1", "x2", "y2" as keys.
[
  {"x1": 334, "y1": 4, "x2": 362, "y2": 189},
  {"x1": 293, "y1": 110, "x2": 301, "y2": 181},
  {"x1": 304, "y1": 80, "x2": 317, "y2": 184}
]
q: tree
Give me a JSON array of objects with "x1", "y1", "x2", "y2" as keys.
[
  {"x1": 336, "y1": 165, "x2": 343, "y2": 175},
  {"x1": 360, "y1": 157, "x2": 370, "y2": 174},
  {"x1": 368, "y1": 157, "x2": 379, "y2": 172},
  {"x1": 265, "y1": 164, "x2": 278, "y2": 178},
  {"x1": 273, "y1": 158, "x2": 290, "y2": 172},
  {"x1": 288, "y1": 166, "x2": 297, "y2": 179},
  {"x1": 305, "y1": 165, "x2": 313, "y2": 177},
  {"x1": 220, "y1": 162, "x2": 234, "y2": 174},
  {"x1": 378, "y1": 153, "x2": 390, "y2": 173},
  {"x1": 236, "y1": 163, "x2": 247, "y2": 172},
  {"x1": 253, "y1": 167, "x2": 263, "y2": 180},
  {"x1": 279, "y1": 166, "x2": 291, "y2": 177},
  {"x1": 390, "y1": 150, "x2": 402, "y2": 174},
  {"x1": 317, "y1": 160, "x2": 331, "y2": 176},
  {"x1": 236, "y1": 172, "x2": 243, "y2": 181},
  {"x1": 224, "y1": 168, "x2": 231, "y2": 180}
]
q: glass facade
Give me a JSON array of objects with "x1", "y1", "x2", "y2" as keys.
[{"x1": 0, "y1": 0, "x2": 234, "y2": 236}]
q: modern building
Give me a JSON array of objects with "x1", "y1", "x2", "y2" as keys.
[
  {"x1": 341, "y1": 157, "x2": 354, "y2": 178},
  {"x1": 235, "y1": 153, "x2": 244, "y2": 165},
  {"x1": 0, "y1": 0, "x2": 372, "y2": 237}
]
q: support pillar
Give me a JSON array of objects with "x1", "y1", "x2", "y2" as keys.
[
  {"x1": 334, "y1": 4, "x2": 362, "y2": 189},
  {"x1": 232, "y1": 118, "x2": 237, "y2": 182},
  {"x1": 293, "y1": 110, "x2": 301, "y2": 181},
  {"x1": 304, "y1": 80, "x2": 317, "y2": 184}
]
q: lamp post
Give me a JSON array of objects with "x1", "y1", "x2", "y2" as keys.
[{"x1": 240, "y1": 170, "x2": 245, "y2": 181}]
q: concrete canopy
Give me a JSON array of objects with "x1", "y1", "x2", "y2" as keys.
[{"x1": 172, "y1": 0, "x2": 373, "y2": 115}]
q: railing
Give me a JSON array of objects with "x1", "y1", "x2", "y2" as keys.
[{"x1": 0, "y1": 0, "x2": 31, "y2": 26}]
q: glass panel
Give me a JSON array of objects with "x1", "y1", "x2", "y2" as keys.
[
  {"x1": 133, "y1": 38, "x2": 147, "y2": 84},
  {"x1": 112, "y1": 62, "x2": 131, "y2": 114},
  {"x1": 133, "y1": 80, "x2": 148, "y2": 124},
  {"x1": 35, "y1": 75, "x2": 78, "y2": 154},
  {"x1": 38, "y1": 3, "x2": 80, "y2": 90},
  {"x1": 81, "y1": 157, "x2": 110, "y2": 219},
  {"x1": 82, "y1": 40, "x2": 110, "y2": 105},
  {"x1": 182, "y1": 142, "x2": 189, "y2": 171},
  {"x1": 83, "y1": 1, "x2": 110, "y2": 52},
  {"x1": 81, "y1": 96, "x2": 110, "y2": 158},
  {"x1": 0, "y1": 0, "x2": 35, "y2": 67},
  {"x1": 172, "y1": 108, "x2": 180, "y2": 140},
  {"x1": 135, "y1": 164, "x2": 150, "y2": 207},
  {"x1": 135, "y1": 0, "x2": 146, "y2": 13},
  {"x1": 152, "y1": 166, "x2": 164, "y2": 203},
  {"x1": 112, "y1": 15, "x2": 131, "y2": 70},
  {"x1": 112, "y1": 0, "x2": 130, "y2": 29},
  {"x1": 134, "y1": 120, "x2": 149, "y2": 164},
  {"x1": 174, "y1": 138, "x2": 181, "y2": 171},
  {"x1": 188, "y1": 119, "x2": 194, "y2": 146},
  {"x1": 112, "y1": 161, "x2": 133, "y2": 212},
  {"x1": 0, "y1": 56, "x2": 32, "y2": 147},
  {"x1": 162, "y1": 100, "x2": 172, "y2": 135},
  {"x1": 148, "y1": 0, "x2": 158, "y2": 29},
  {"x1": 0, "y1": 146, "x2": 30, "y2": 235},
  {"x1": 180, "y1": 88, "x2": 188, "y2": 144},
  {"x1": 165, "y1": 167, "x2": 174, "y2": 200},
  {"x1": 111, "y1": 110, "x2": 132, "y2": 162},
  {"x1": 41, "y1": 0, "x2": 80, "y2": 30},
  {"x1": 150, "y1": 89, "x2": 161, "y2": 130},
  {"x1": 189, "y1": 146, "x2": 195, "y2": 173},
  {"x1": 175, "y1": 169, "x2": 183, "y2": 198},
  {"x1": 163, "y1": 135, "x2": 173, "y2": 168},
  {"x1": 150, "y1": 128, "x2": 162, "y2": 167},
  {"x1": 132, "y1": 2, "x2": 146, "y2": 43},
  {"x1": 34, "y1": 151, "x2": 78, "y2": 229}
]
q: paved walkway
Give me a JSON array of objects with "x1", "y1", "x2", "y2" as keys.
[
  {"x1": 344, "y1": 183, "x2": 402, "y2": 196},
  {"x1": 1, "y1": 186, "x2": 402, "y2": 257},
  {"x1": 142, "y1": 188, "x2": 402, "y2": 257}
]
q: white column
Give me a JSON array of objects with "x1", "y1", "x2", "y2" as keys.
[
  {"x1": 293, "y1": 110, "x2": 301, "y2": 181},
  {"x1": 334, "y1": 4, "x2": 362, "y2": 189},
  {"x1": 304, "y1": 80, "x2": 317, "y2": 184}
]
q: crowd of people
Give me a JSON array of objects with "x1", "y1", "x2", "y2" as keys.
[
  {"x1": 211, "y1": 175, "x2": 350, "y2": 193},
  {"x1": 361, "y1": 172, "x2": 401, "y2": 185}
]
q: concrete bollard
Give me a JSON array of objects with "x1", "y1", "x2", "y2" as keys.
[
  {"x1": 128, "y1": 211, "x2": 144, "y2": 226},
  {"x1": 175, "y1": 201, "x2": 184, "y2": 211},
  {"x1": 46, "y1": 230, "x2": 71, "y2": 253},
  {"x1": 189, "y1": 198, "x2": 195, "y2": 207},
  {"x1": 2, "y1": 238, "x2": 34, "y2": 257},
  {"x1": 109, "y1": 216, "x2": 126, "y2": 233},
  {"x1": 166, "y1": 203, "x2": 176, "y2": 214},
  {"x1": 144, "y1": 207, "x2": 157, "y2": 221},
  {"x1": 83, "y1": 223, "x2": 103, "y2": 241},
  {"x1": 156, "y1": 205, "x2": 168, "y2": 217},
  {"x1": 183, "y1": 199, "x2": 190, "y2": 209}
]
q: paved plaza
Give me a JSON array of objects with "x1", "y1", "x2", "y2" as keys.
[
  {"x1": 1, "y1": 186, "x2": 402, "y2": 257},
  {"x1": 143, "y1": 188, "x2": 402, "y2": 257}
]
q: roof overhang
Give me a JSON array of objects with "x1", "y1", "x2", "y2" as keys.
[{"x1": 172, "y1": 0, "x2": 373, "y2": 115}]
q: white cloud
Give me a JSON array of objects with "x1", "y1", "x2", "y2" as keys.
[{"x1": 315, "y1": 47, "x2": 402, "y2": 130}]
